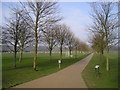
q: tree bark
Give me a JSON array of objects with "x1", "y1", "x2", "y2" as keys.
[
  {"x1": 49, "y1": 49, "x2": 52, "y2": 61},
  {"x1": 19, "y1": 48, "x2": 23, "y2": 63},
  {"x1": 33, "y1": 8, "x2": 39, "y2": 71},
  {"x1": 33, "y1": 33, "x2": 38, "y2": 70},
  {"x1": 101, "y1": 49, "x2": 104, "y2": 55},
  {"x1": 60, "y1": 45, "x2": 62, "y2": 60},
  {"x1": 69, "y1": 47, "x2": 72, "y2": 56},
  {"x1": 106, "y1": 32, "x2": 109, "y2": 71},
  {"x1": 106, "y1": 44, "x2": 109, "y2": 71},
  {"x1": 14, "y1": 43, "x2": 17, "y2": 68}
]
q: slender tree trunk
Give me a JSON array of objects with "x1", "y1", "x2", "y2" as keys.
[
  {"x1": 100, "y1": 48, "x2": 104, "y2": 64},
  {"x1": 14, "y1": 44, "x2": 17, "y2": 68},
  {"x1": 33, "y1": 32, "x2": 38, "y2": 70},
  {"x1": 69, "y1": 47, "x2": 72, "y2": 56},
  {"x1": 106, "y1": 45, "x2": 109, "y2": 71},
  {"x1": 19, "y1": 51, "x2": 22, "y2": 63},
  {"x1": 60, "y1": 45, "x2": 62, "y2": 60},
  {"x1": 49, "y1": 49, "x2": 52, "y2": 61},
  {"x1": 106, "y1": 33, "x2": 109, "y2": 71},
  {"x1": 33, "y1": 9, "x2": 39, "y2": 71},
  {"x1": 101, "y1": 49, "x2": 104, "y2": 55},
  {"x1": 19, "y1": 47, "x2": 23, "y2": 63},
  {"x1": 101, "y1": 36, "x2": 104, "y2": 55},
  {"x1": 34, "y1": 35, "x2": 38, "y2": 70}
]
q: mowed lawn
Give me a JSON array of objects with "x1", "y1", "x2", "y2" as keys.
[
  {"x1": 82, "y1": 52, "x2": 118, "y2": 88},
  {"x1": 2, "y1": 52, "x2": 89, "y2": 88}
]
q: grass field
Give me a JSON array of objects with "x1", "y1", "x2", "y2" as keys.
[
  {"x1": 82, "y1": 52, "x2": 118, "y2": 88},
  {"x1": 2, "y1": 52, "x2": 89, "y2": 88}
]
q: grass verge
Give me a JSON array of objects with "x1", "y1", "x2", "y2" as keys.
[
  {"x1": 82, "y1": 52, "x2": 118, "y2": 88},
  {"x1": 2, "y1": 52, "x2": 89, "y2": 88}
]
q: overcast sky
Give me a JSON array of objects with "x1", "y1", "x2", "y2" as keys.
[{"x1": 1, "y1": 2, "x2": 93, "y2": 44}]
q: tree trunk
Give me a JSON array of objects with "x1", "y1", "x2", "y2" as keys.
[
  {"x1": 49, "y1": 49, "x2": 52, "y2": 61},
  {"x1": 14, "y1": 44, "x2": 17, "y2": 68},
  {"x1": 60, "y1": 45, "x2": 62, "y2": 60},
  {"x1": 33, "y1": 9, "x2": 39, "y2": 71},
  {"x1": 101, "y1": 49, "x2": 104, "y2": 55},
  {"x1": 106, "y1": 45, "x2": 109, "y2": 71},
  {"x1": 106, "y1": 35, "x2": 109, "y2": 71},
  {"x1": 19, "y1": 47, "x2": 23, "y2": 63},
  {"x1": 33, "y1": 35, "x2": 38, "y2": 70},
  {"x1": 69, "y1": 48, "x2": 72, "y2": 56},
  {"x1": 100, "y1": 48, "x2": 104, "y2": 64}
]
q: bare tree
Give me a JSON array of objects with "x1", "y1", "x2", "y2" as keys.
[
  {"x1": 18, "y1": 20, "x2": 34, "y2": 63},
  {"x1": 89, "y1": 33, "x2": 106, "y2": 54},
  {"x1": 79, "y1": 41, "x2": 90, "y2": 53},
  {"x1": 54, "y1": 24, "x2": 69, "y2": 59},
  {"x1": 2, "y1": 9, "x2": 22, "y2": 68},
  {"x1": 65, "y1": 30, "x2": 75, "y2": 56},
  {"x1": 20, "y1": 1, "x2": 61, "y2": 70},
  {"x1": 90, "y1": 2, "x2": 118, "y2": 71},
  {"x1": 42, "y1": 24, "x2": 58, "y2": 61},
  {"x1": 89, "y1": 20, "x2": 106, "y2": 55},
  {"x1": 73, "y1": 37, "x2": 80, "y2": 58}
]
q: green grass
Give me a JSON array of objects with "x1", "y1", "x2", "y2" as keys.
[
  {"x1": 2, "y1": 52, "x2": 89, "y2": 88},
  {"x1": 82, "y1": 52, "x2": 118, "y2": 88}
]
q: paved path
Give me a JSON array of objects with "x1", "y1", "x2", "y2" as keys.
[{"x1": 14, "y1": 53, "x2": 93, "y2": 88}]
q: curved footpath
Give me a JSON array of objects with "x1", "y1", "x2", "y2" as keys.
[{"x1": 14, "y1": 53, "x2": 93, "y2": 88}]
